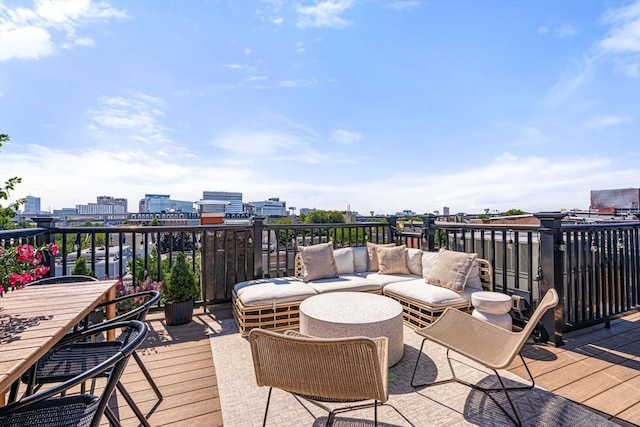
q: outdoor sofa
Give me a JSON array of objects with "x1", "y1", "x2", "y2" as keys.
[{"x1": 232, "y1": 243, "x2": 494, "y2": 337}]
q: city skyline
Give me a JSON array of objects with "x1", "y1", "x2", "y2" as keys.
[{"x1": 1, "y1": 0, "x2": 639, "y2": 215}]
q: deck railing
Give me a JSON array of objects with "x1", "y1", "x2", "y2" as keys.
[{"x1": 2, "y1": 213, "x2": 638, "y2": 345}]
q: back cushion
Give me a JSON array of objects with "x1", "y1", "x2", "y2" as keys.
[
  {"x1": 421, "y1": 251, "x2": 439, "y2": 278},
  {"x1": 352, "y1": 247, "x2": 369, "y2": 273},
  {"x1": 465, "y1": 258, "x2": 483, "y2": 289},
  {"x1": 405, "y1": 248, "x2": 423, "y2": 276},
  {"x1": 298, "y1": 243, "x2": 338, "y2": 282},
  {"x1": 333, "y1": 247, "x2": 355, "y2": 275},
  {"x1": 366, "y1": 242, "x2": 396, "y2": 272}
]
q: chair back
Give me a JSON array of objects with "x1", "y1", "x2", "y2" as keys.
[
  {"x1": 0, "y1": 320, "x2": 148, "y2": 427},
  {"x1": 101, "y1": 290, "x2": 162, "y2": 323},
  {"x1": 512, "y1": 288, "x2": 559, "y2": 352},
  {"x1": 249, "y1": 328, "x2": 388, "y2": 403},
  {"x1": 29, "y1": 275, "x2": 98, "y2": 285}
]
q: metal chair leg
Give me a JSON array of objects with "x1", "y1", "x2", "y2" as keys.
[
  {"x1": 262, "y1": 387, "x2": 273, "y2": 427},
  {"x1": 133, "y1": 351, "x2": 163, "y2": 400}
]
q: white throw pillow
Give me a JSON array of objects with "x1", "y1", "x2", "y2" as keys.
[
  {"x1": 405, "y1": 248, "x2": 423, "y2": 276},
  {"x1": 465, "y1": 258, "x2": 483, "y2": 289},
  {"x1": 421, "y1": 251, "x2": 439, "y2": 278},
  {"x1": 353, "y1": 247, "x2": 369, "y2": 273},
  {"x1": 333, "y1": 247, "x2": 355, "y2": 275}
]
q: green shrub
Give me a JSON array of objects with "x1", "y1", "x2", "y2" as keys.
[
  {"x1": 162, "y1": 252, "x2": 199, "y2": 303},
  {"x1": 71, "y1": 257, "x2": 97, "y2": 278}
]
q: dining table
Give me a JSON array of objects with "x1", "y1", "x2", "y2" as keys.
[{"x1": 0, "y1": 279, "x2": 117, "y2": 406}]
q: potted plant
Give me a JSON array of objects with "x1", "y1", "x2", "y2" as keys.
[{"x1": 162, "y1": 252, "x2": 200, "y2": 326}]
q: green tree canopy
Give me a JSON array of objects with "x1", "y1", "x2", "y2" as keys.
[
  {"x1": 503, "y1": 209, "x2": 528, "y2": 216},
  {"x1": 299, "y1": 210, "x2": 345, "y2": 224}
]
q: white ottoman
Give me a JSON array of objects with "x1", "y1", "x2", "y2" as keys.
[
  {"x1": 300, "y1": 292, "x2": 404, "y2": 366},
  {"x1": 471, "y1": 291, "x2": 512, "y2": 331}
]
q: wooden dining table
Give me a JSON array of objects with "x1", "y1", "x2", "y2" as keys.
[{"x1": 0, "y1": 280, "x2": 117, "y2": 405}]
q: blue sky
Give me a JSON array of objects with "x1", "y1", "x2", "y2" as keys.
[{"x1": 1, "y1": 0, "x2": 639, "y2": 215}]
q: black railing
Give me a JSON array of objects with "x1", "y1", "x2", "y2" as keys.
[{"x1": 2, "y1": 213, "x2": 638, "y2": 346}]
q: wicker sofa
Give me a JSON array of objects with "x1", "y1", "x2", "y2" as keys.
[{"x1": 232, "y1": 245, "x2": 494, "y2": 337}]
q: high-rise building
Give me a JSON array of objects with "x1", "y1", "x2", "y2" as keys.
[
  {"x1": 197, "y1": 191, "x2": 243, "y2": 214},
  {"x1": 249, "y1": 197, "x2": 287, "y2": 217},
  {"x1": 139, "y1": 194, "x2": 195, "y2": 213},
  {"x1": 77, "y1": 196, "x2": 127, "y2": 215},
  {"x1": 23, "y1": 195, "x2": 41, "y2": 215}
]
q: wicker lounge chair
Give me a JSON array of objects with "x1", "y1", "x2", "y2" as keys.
[
  {"x1": 410, "y1": 288, "x2": 559, "y2": 426},
  {"x1": 249, "y1": 328, "x2": 389, "y2": 427}
]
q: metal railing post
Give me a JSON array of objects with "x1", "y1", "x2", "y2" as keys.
[
  {"x1": 534, "y1": 211, "x2": 567, "y2": 346},
  {"x1": 422, "y1": 214, "x2": 435, "y2": 251},
  {"x1": 387, "y1": 216, "x2": 397, "y2": 244},
  {"x1": 253, "y1": 216, "x2": 265, "y2": 279},
  {"x1": 33, "y1": 217, "x2": 57, "y2": 278}
]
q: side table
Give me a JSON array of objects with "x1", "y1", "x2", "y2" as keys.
[{"x1": 471, "y1": 291, "x2": 512, "y2": 331}]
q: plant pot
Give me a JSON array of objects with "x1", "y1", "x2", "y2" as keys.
[{"x1": 164, "y1": 299, "x2": 194, "y2": 326}]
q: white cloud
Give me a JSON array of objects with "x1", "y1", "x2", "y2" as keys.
[
  {"x1": 296, "y1": 0, "x2": 353, "y2": 29},
  {"x1": 538, "y1": 26, "x2": 549, "y2": 34},
  {"x1": 88, "y1": 93, "x2": 172, "y2": 146},
  {"x1": 331, "y1": 129, "x2": 362, "y2": 145},
  {"x1": 385, "y1": 1, "x2": 422, "y2": 11},
  {"x1": 540, "y1": 55, "x2": 593, "y2": 107},
  {"x1": 0, "y1": 0, "x2": 127, "y2": 61},
  {"x1": 0, "y1": 25, "x2": 53, "y2": 60},
  {"x1": 4, "y1": 143, "x2": 638, "y2": 216},
  {"x1": 556, "y1": 24, "x2": 576, "y2": 38},
  {"x1": 599, "y1": 0, "x2": 640, "y2": 77},
  {"x1": 586, "y1": 114, "x2": 631, "y2": 128}
]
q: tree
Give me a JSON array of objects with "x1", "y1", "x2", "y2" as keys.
[
  {"x1": 71, "y1": 257, "x2": 97, "y2": 278},
  {"x1": 300, "y1": 210, "x2": 344, "y2": 224},
  {"x1": 0, "y1": 134, "x2": 24, "y2": 230},
  {"x1": 503, "y1": 209, "x2": 528, "y2": 216}
]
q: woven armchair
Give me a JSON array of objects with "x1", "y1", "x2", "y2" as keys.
[
  {"x1": 411, "y1": 288, "x2": 559, "y2": 426},
  {"x1": 249, "y1": 328, "x2": 389, "y2": 427}
]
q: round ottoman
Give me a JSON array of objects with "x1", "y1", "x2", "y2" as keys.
[
  {"x1": 471, "y1": 291, "x2": 512, "y2": 331},
  {"x1": 299, "y1": 292, "x2": 404, "y2": 366}
]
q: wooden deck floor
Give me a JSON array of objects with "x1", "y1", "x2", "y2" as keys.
[{"x1": 108, "y1": 305, "x2": 639, "y2": 426}]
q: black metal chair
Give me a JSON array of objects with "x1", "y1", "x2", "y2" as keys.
[
  {"x1": 22, "y1": 290, "x2": 163, "y2": 427},
  {"x1": 0, "y1": 320, "x2": 148, "y2": 427}
]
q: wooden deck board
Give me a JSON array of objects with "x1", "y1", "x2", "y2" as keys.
[{"x1": 88, "y1": 304, "x2": 639, "y2": 426}]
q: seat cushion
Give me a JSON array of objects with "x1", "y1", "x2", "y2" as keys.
[
  {"x1": 384, "y1": 279, "x2": 483, "y2": 307},
  {"x1": 304, "y1": 275, "x2": 382, "y2": 294},
  {"x1": 357, "y1": 272, "x2": 420, "y2": 286},
  {"x1": 234, "y1": 278, "x2": 317, "y2": 306}
]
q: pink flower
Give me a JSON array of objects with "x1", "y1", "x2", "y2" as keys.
[{"x1": 49, "y1": 243, "x2": 60, "y2": 256}]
